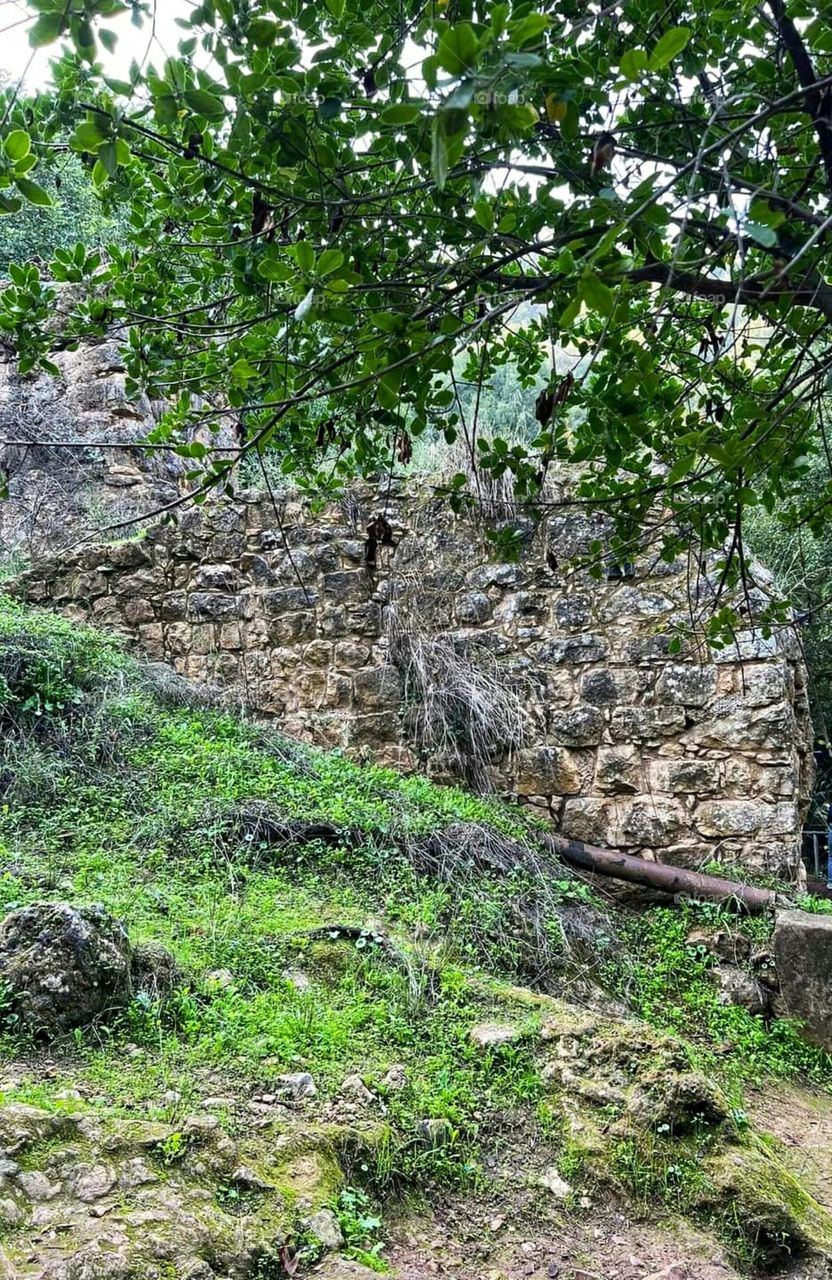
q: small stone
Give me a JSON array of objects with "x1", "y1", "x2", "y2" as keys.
[
  {"x1": 380, "y1": 1064, "x2": 408, "y2": 1092},
  {"x1": 488, "y1": 1215, "x2": 505, "y2": 1232},
  {"x1": 0, "y1": 1198, "x2": 22, "y2": 1225},
  {"x1": 341, "y1": 1074, "x2": 374, "y2": 1102},
  {"x1": 469, "y1": 1022, "x2": 522, "y2": 1049},
  {"x1": 53, "y1": 1088, "x2": 83, "y2": 1102},
  {"x1": 644, "y1": 1267, "x2": 688, "y2": 1280},
  {"x1": 17, "y1": 1170, "x2": 60, "y2": 1202},
  {"x1": 162, "y1": 1090, "x2": 181, "y2": 1107},
  {"x1": 417, "y1": 1118, "x2": 452, "y2": 1146},
  {"x1": 306, "y1": 1206, "x2": 345, "y2": 1251},
  {"x1": 205, "y1": 968, "x2": 235, "y2": 989},
  {"x1": 73, "y1": 1163, "x2": 117, "y2": 1202},
  {"x1": 276, "y1": 1072, "x2": 316, "y2": 1101},
  {"x1": 538, "y1": 1166, "x2": 571, "y2": 1199},
  {"x1": 282, "y1": 968, "x2": 311, "y2": 992},
  {"x1": 231, "y1": 1165, "x2": 274, "y2": 1191}
]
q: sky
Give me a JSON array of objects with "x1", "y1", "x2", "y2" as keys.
[{"x1": 0, "y1": 0, "x2": 193, "y2": 89}]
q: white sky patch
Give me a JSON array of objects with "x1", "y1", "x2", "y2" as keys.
[{"x1": 0, "y1": 0, "x2": 194, "y2": 89}]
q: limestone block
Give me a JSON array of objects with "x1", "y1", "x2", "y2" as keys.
[
  {"x1": 694, "y1": 800, "x2": 798, "y2": 838},
  {"x1": 549, "y1": 704, "x2": 604, "y2": 747},
  {"x1": 535, "y1": 634, "x2": 608, "y2": 665},
  {"x1": 560, "y1": 798, "x2": 615, "y2": 845},
  {"x1": 334, "y1": 640, "x2": 371, "y2": 669},
  {"x1": 553, "y1": 593, "x2": 592, "y2": 630},
  {"x1": 239, "y1": 553, "x2": 277, "y2": 585},
  {"x1": 322, "y1": 571, "x2": 367, "y2": 604},
  {"x1": 346, "y1": 712, "x2": 402, "y2": 748},
  {"x1": 599, "y1": 587, "x2": 674, "y2": 623},
  {"x1": 122, "y1": 597, "x2": 155, "y2": 626},
  {"x1": 713, "y1": 631, "x2": 778, "y2": 662},
  {"x1": 324, "y1": 673, "x2": 353, "y2": 709},
  {"x1": 735, "y1": 662, "x2": 791, "y2": 707},
  {"x1": 267, "y1": 612, "x2": 316, "y2": 646},
  {"x1": 352, "y1": 664, "x2": 402, "y2": 710},
  {"x1": 581, "y1": 667, "x2": 650, "y2": 706},
  {"x1": 303, "y1": 641, "x2": 333, "y2": 668},
  {"x1": 610, "y1": 706, "x2": 686, "y2": 741},
  {"x1": 615, "y1": 797, "x2": 685, "y2": 847},
  {"x1": 192, "y1": 563, "x2": 242, "y2": 592},
  {"x1": 512, "y1": 747, "x2": 582, "y2": 796},
  {"x1": 649, "y1": 758, "x2": 721, "y2": 794},
  {"x1": 773, "y1": 910, "x2": 832, "y2": 1050},
  {"x1": 261, "y1": 587, "x2": 319, "y2": 615},
  {"x1": 681, "y1": 704, "x2": 795, "y2": 752},
  {"x1": 466, "y1": 562, "x2": 525, "y2": 590},
  {"x1": 455, "y1": 591, "x2": 492, "y2": 625},
  {"x1": 595, "y1": 746, "x2": 642, "y2": 794},
  {"x1": 654, "y1": 663, "x2": 717, "y2": 707}
]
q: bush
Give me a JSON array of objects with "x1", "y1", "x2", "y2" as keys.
[{"x1": 0, "y1": 595, "x2": 126, "y2": 723}]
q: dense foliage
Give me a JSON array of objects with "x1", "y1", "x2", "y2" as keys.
[{"x1": 0, "y1": 1, "x2": 831, "y2": 619}]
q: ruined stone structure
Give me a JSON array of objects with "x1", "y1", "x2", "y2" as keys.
[{"x1": 9, "y1": 486, "x2": 814, "y2": 883}]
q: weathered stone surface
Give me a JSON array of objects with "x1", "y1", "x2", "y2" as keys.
[
  {"x1": 655, "y1": 663, "x2": 717, "y2": 707},
  {"x1": 6, "y1": 480, "x2": 813, "y2": 880},
  {"x1": 773, "y1": 910, "x2": 832, "y2": 1050},
  {"x1": 594, "y1": 746, "x2": 642, "y2": 794},
  {"x1": 0, "y1": 904, "x2": 132, "y2": 1037},
  {"x1": 513, "y1": 747, "x2": 581, "y2": 796}
]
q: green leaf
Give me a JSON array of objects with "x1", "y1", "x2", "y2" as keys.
[
  {"x1": 295, "y1": 287, "x2": 315, "y2": 321},
  {"x1": 325, "y1": 0, "x2": 345, "y2": 18},
  {"x1": 316, "y1": 248, "x2": 345, "y2": 277},
  {"x1": 620, "y1": 48, "x2": 648, "y2": 81},
  {"x1": 99, "y1": 28, "x2": 118, "y2": 53},
  {"x1": 29, "y1": 11, "x2": 64, "y2": 46},
  {"x1": 292, "y1": 240, "x2": 316, "y2": 273},
  {"x1": 580, "y1": 272, "x2": 614, "y2": 316},
  {"x1": 437, "y1": 23, "x2": 479, "y2": 75},
  {"x1": 69, "y1": 121, "x2": 108, "y2": 153},
  {"x1": 380, "y1": 103, "x2": 421, "y2": 126},
  {"x1": 15, "y1": 178, "x2": 53, "y2": 207},
  {"x1": 558, "y1": 294, "x2": 581, "y2": 327},
  {"x1": 98, "y1": 140, "x2": 119, "y2": 178},
  {"x1": 744, "y1": 221, "x2": 778, "y2": 248},
  {"x1": 431, "y1": 113, "x2": 450, "y2": 190},
  {"x1": 508, "y1": 12, "x2": 549, "y2": 47},
  {"x1": 473, "y1": 195, "x2": 494, "y2": 232},
  {"x1": 258, "y1": 259, "x2": 294, "y2": 282},
  {"x1": 184, "y1": 88, "x2": 226, "y2": 121},
  {"x1": 4, "y1": 131, "x2": 30, "y2": 162},
  {"x1": 648, "y1": 27, "x2": 691, "y2": 71}
]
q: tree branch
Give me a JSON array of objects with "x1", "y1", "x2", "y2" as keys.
[{"x1": 767, "y1": 0, "x2": 832, "y2": 195}]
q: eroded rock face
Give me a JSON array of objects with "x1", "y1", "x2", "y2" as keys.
[
  {"x1": 0, "y1": 1102, "x2": 352, "y2": 1279},
  {"x1": 773, "y1": 909, "x2": 832, "y2": 1050},
  {"x1": 0, "y1": 903, "x2": 132, "y2": 1037}
]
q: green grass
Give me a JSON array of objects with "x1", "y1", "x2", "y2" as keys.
[
  {"x1": 1, "y1": 593, "x2": 831, "y2": 1245},
  {"x1": 603, "y1": 904, "x2": 832, "y2": 1090}
]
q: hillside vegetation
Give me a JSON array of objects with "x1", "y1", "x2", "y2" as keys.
[{"x1": 0, "y1": 597, "x2": 831, "y2": 1278}]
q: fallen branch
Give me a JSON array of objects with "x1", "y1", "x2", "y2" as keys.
[{"x1": 543, "y1": 833, "x2": 780, "y2": 914}]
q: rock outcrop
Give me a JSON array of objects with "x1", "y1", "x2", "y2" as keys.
[
  {"x1": 0, "y1": 903, "x2": 132, "y2": 1037},
  {"x1": 773, "y1": 909, "x2": 832, "y2": 1050}
]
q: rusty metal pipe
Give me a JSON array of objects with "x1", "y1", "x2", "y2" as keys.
[{"x1": 543, "y1": 833, "x2": 780, "y2": 913}]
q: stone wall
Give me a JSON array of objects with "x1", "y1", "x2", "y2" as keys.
[{"x1": 9, "y1": 485, "x2": 814, "y2": 883}]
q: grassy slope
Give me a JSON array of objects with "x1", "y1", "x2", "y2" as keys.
[{"x1": 1, "y1": 596, "x2": 832, "y2": 1270}]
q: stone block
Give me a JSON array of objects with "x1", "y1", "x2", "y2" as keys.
[
  {"x1": 595, "y1": 746, "x2": 642, "y2": 794},
  {"x1": 649, "y1": 758, "x2": 721, "y2": 794},
  {"x1": 535, "y1": 634, "x2": 608, "y2": 665},
  {"x1": 334, "y1": 641, "x2": 371, "y2": 669},
  {"x1": 188, "y1": 592, "x2": 244, "y2": 621},
  {"x1": 513, "y1": 747, "x2": 582, "y2": 796},
  {"x1": 610, "y1": 705, "x2": 685, "y2": 741},
  {"x1": 455, "y1": 592, "x2": 492, "y2": 625},
  {"x1": 192, "y1": 563, "x2": 242, "y2": 592},
  {"x1": 773, "y1": 910, "x2": 832, "y2": 1050},
  {"x1": 267, "y1": 613, "x2": 317, "y2": 646},
  {"x1": 693, "y1": 800, "x2": 798, "y2": 838},
  {"x1": 352, "y1": 664, "x2": 402, "y2": 710},
  {"x1": 549, "y1": 704, "x2": 604, "y2": 747},
  {"x1": 261, "y1": 587, "x2": 319, "y2": 615},
  {"x1": 655, "y1": 664, "x2": 717, "y2": 707}
]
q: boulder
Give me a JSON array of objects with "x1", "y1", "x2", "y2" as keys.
[
  {"x1": 773, "y1": 909, "x2": 832, "y2": 1050},
  {"x1": 0, "y1": 903, "x2": 132, "y2": 1037}
]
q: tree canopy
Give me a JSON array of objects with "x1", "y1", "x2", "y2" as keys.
[{"x1": 1, "y1": 0, "x2": 832, "y2": 629}]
